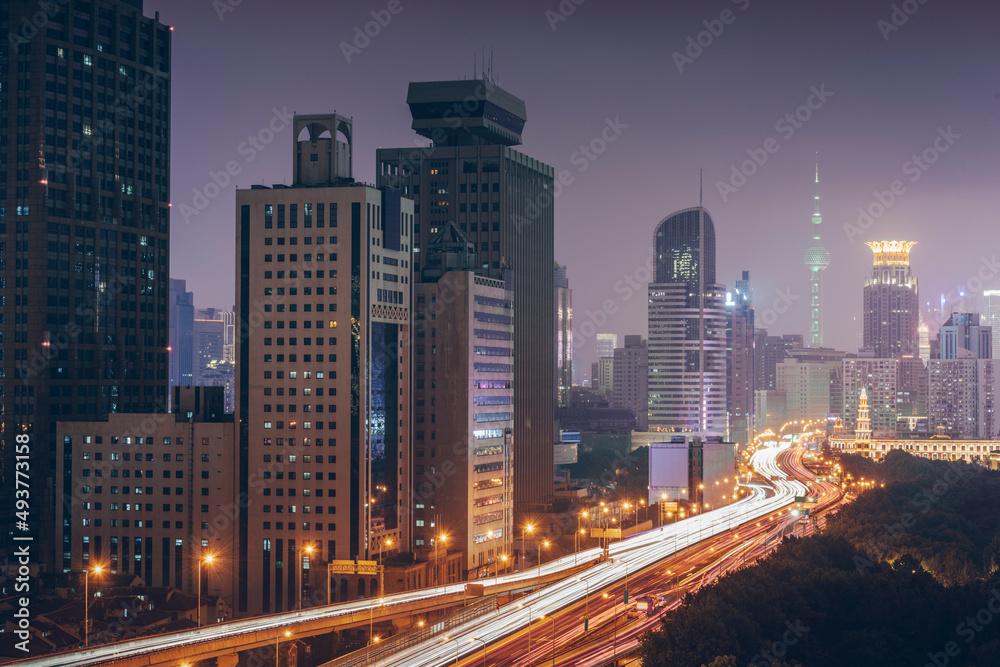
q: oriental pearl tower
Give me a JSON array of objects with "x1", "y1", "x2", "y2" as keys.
[{"x1": 803, "y1": 155, "x2": 830, "y2": 347}]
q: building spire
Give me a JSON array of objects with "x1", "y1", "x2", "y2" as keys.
[{"x1": 803, "y1": 153, "x2": 830, "y2": 347}]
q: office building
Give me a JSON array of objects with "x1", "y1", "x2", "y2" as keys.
[
  {"x1": 596, "y1": 333, "x2": 618, "y2": 361},
  {"x1": 842, "y1": 355, "x2": 900, "y2": 435},
  {"x1": 236, "y1": 113, "x2": 413, "y2": 615},
  {"x1": 376, "y1": 79, "x2": 554, "y2": 512},
  {"x1": 555, "y1": 262, "x2": 572, "y2": 408},
  {"x1": 596, "y1": 356, "x2": 614, "y2": 400},
  {"x1": 938, "y1": 312, "x2": 992, "y2": 360},
  {"x1": 0, "y1": 0, "x2": 172, "y2": 567},
  {"x1": 863, "y1": 241, "x2": 920, "y2": 358},
  {"x1": 928, "y1": 359, "x2": 979, "y2": 438},
  {"x1": 193, "y1": 311, "x2": 225, "y2": 383},
  {"x1": 648, "y1": 207, "x2": 727, "y2": 435},
  {"x1": 984, "y1": 291, "x2": 1000, "y2": 360},
  {"x1": 803, "y1": 158, "x2": 831, "y2": 347},
  {"x1": 726, "y1": 271, "x2": 755, "y2": 446},
  {"x1": 412, "y1": 223, "x2": 514, "y2": 578},
  {"x1": 55, "y1": 387, "x2": 235, "y2": 602},
  {"x1": 170, "y1": 279, "x2": 195, "y2": 388},
  {"x1": 613, "y1": 336, "x2": 648, "y2": 431},
  {"x1": 775, "y1": 356, "x2": 840, "y2": 425},
  {"x1": 753, "y1": 331, "x2": 803, "y2": 392}
]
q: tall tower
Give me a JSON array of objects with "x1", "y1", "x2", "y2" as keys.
[
  {"x1": 854, "y1": 386, "x2": 871, "y2": 449},
  {"x1": 803, "y1": 157, "x2": 830, "y2": 347},
  {"x1": 0, "y1": 0, "x2": 172, "y2": 569},
  {"x1": 377, "y1": 79, "x2": 555, "y2": 512},
  {"x1": 648, "y1": 207, "x2": 727, "y2": 435},
  {"x1": 863, "y1": 241, "x2": 920, "y2": 357}
]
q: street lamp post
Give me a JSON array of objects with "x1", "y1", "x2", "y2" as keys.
[
  {"x1": 521, "y1": 523, "x2": 534, "y2": 570},
  {"x1": 576, "y1": 577, "x2": 590, "y2": 632},
  {"x1": 494, "y1": 554, "x2": 507, "y2": 585},
  {"x1": 379, "y1": 538, "x2": 392, "y2": 597},
  {"x1": 539, "y1": 614, "x2": 556, "y2": 666},
  {"x1": 537, "y1": 540, "x2": 549, "y2": 579},
  {"x1": 470, "y1": 636, "x2": 487, "y2": 667},
  {"x1": 276, "y1": 629, "x2": 291, "y2": 667},
  {"x1": 198, "y1": 554, "x2": 215, "y2": 626},
  {"x1": 83, "y1": 565, "x2": 103, "y2": 648},
  {"x1": 435, "y1": 533, "x2": 448, "y2": 585},
  {"x1": 299, "y1": 544, "x2": 314, "y2": 610}
]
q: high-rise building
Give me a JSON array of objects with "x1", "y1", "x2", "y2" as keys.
[
  {"x1": 597, "y1": 357, "x2": 614, "y2": 400},
  {"x1": 613, "y1": 336, "x2": 648, "y2": 431},
  {"x1": 56, "y1": 387, "x2": 235, "y2": 601},
  {"x1": 984, "y1": 291, "x2": 1000, "y2": 359},
  {"x1": 928, "y1": 359, "x2": 980, "y2": 438},
  {"x1": 413, "y1": 223, "x2": 514, "y2": 578},
  {"x1": 753, "y1": 331, "x2": 803, "y2": 392},
  {"x1": 596, "y1": 333, "x2": 618, "y2": 360},
  {"x1": 843, "y1": 355, "x2": 900, "y2": 435},
  {"x1": 193, "y1": 311, "x2": 226, "y2": 383},
  {"x1": 726, "y1": 271, "x2": 755, "y2": 445},
  {"x1": 803, "y1": 158, "x2": 830, "y2": 347},
  {"x1": 648, "y1": 207, "x2": 727, "y2": 435},
  {"x1": 938, "y1": 312, "x2": 992, "y2": 360},
  {"x1": 863, "y1": 241, "x2": 920, "y2": 357},
  {"x1": 0, "y1": 0, "x2": 172, "y2": 568},
  {"x1": 169, "y1": 279, "x2": 195, "y2": 387},
  {"x1": 555, "y1": 262, "x2": 572, "y2": 408},
  {"x1": 376, "y1": 79, "x2": 555, "y2": 512},
  {"x1": 776, "y1": 358, "x2": 839, "y2": 425},
  {"x1": 236, "y1": 113, "x2": 413, "y2": 615}
]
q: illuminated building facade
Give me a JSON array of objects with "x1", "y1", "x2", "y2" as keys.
[
  {"x1": 648, "y1": 207, "x2": 727, "y2": 435},
  {"x1": 863, "y1": 241, "x2": 920, "y2": 358},
  {"x1": 413, "y1": 223, "x2": 514, "y2": 577},
  {"x1": 842, "y1": 356, "x2": 900, "y2": 436},
  {"x1": 376, "y1": 79, "x2": 554, "y2": 512},
  {"x1": 726, "y1": 271, "x2": 755, "y2": 446},
  {"x1": 596, "y1": 333, "x2": 618, "y2": 360},
  {"x1": 984, "y1": 291, "x2": 1000, "y2": 361},
  {"x1": 0, "y1": 0, "x2": 173, "y2": 568},
  {"x1": 236, "y1": 114, "x2": 412, "y2": 615},
  {"x1": 555, "y1": 263, "x2": 572, "y2": 408},
  {"x1": 803, "y1": 158, "x2": 830, "y2": 347}
]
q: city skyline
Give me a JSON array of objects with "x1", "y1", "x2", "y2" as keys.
[{"x1": 151, "y1": 0, "x2": 1000, "y2": 373}]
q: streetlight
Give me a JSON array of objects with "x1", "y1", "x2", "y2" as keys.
[
  {"x1": 521, "y1": 523, "x2": 535, "y2": 570},
  {"x1": 495, "y1": 554, "x2": 508, "y2": 585},
  {"x1": 442, "y1": 635, "x2": 459, "y2": 665},
  {"x1": 604, "y1": 591, "x2": 619, "y2": 657},
  {"x1": 198, "y1": 554, "x2": 216, "y2": 626},
  {"x1": 537, "y1": 540, "x2": 549, "y2": 578},
  {"x1": 519, "y1": 603, "x2": 533, "y2": 661},
  {"x1": 298, "y1": 544, "x2": 314, "y2": 610},
  {"x1": 276, "y1": 629, "x2": 291, "y2": 667},
  {"x1": 435, "y1": 533, "x2": 448, "y2": 585},
  {"x1": 378, "y1": 538, "x2": 393, "y2": 596},
  {"x1": 369, "y1": 597, "x2": 384, "y2": 641},
  {"x1": 539, "y1": 614, "x2": 556, "y2": 666},
  {"x1": 470, "y1": 636, "x2": 487, "y2": 666},
  {"x1": 83, "y1": 565, "x2": 104, "y2": 648}
]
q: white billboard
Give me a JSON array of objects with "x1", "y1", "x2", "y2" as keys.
[{"x1": 648, "y1": 441, "x2": 689, "y2": 505}]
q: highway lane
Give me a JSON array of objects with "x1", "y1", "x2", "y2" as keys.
[{"x1": 377, "y1": 443, "x2": 812, "y2": 667}]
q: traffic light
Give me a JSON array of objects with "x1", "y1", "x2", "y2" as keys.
[{"x1": 584, "y1": 615, "x2": 589, "y2": 632}]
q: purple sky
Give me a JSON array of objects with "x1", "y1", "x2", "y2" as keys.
[{"x1": 150, "y1": 0, "x2": 1000, "y2": 380}]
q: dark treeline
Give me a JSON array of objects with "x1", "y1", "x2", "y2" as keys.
[{"x1": 639, "y1": 451, "x2": 1000, "y2": 666}]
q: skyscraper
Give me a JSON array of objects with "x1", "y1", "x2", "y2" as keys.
[
  {"x1": 612, "y1": 336, "x2": 648, "y2": 431},
  {"x1": 648, "y1": 207, "x2": 727, "y2": 435},
  {"x1": 803, "y1": 158, "x2": 830, "y2": 347},
  {"x1": 413, "y1": 223, "x2": 514, "y2": 577},
  {"x1": 596, "y1": 333, "x2": 618, "y2": 360},
  {"x1": 983, "y1": 290, "x2": 1000, "y2": 359},
  {"x1": 939, "y1": 312, "x2": 993, "y2": 360},
  {"x1": 0, "y1": 0, "x2": 172, "y2": 568},
  {"x1": 726, "y1": 271, "x2": 755, "y2": 446},
  {"x1": 236, "y1": 113, "x2": 413, "y2": 615},
  {"x1": 554, "y1": 262, "x2": 572, "y2": 408},
  {"x1": 863, "y1": 241, "x2": 920, "y2": 358},
  {"x1": 169, "y1": 279, "x2": 195, "y2": 387},
  {"x1": 376, "y1": 79, "x2": 555, "y2": 512}
]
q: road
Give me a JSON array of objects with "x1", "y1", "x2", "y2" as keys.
[{"x1": 377, "y1": 442, "x2": 830, "y2": 667}]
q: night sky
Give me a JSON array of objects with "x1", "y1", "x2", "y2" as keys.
[{"x1": 150, "y1": 0, "x2": 1000, "y2": 380}]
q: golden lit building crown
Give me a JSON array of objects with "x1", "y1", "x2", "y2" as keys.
[{"x1": 865, "y1": 240, "x2": 916, "y2": 266}]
